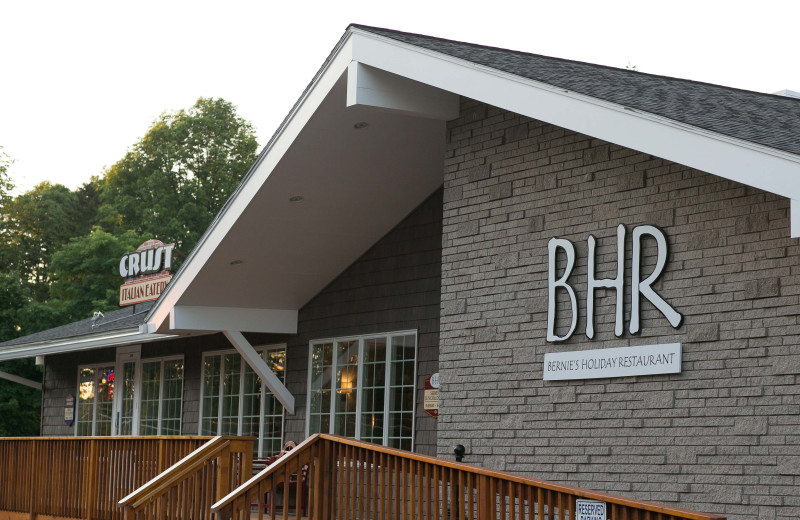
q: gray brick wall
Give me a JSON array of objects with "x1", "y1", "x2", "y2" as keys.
[{"x1": 438, "y1": 98, "x2": 800, "y2": 520}]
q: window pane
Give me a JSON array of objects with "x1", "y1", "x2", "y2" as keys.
[
  {"x1": 139, "y1": 362, "x2": 161, "y2": 435},
  {"x1": 161, "y1": 360, "x2": 183, "y2": 435},
  {"x1": 77, "y1": 368, "x2": 95, "y2": 436},
  {"x1": 119, "y1": 362, "x2": 136, "y2": 435},
  {"x1": 241, "y1": 360, "x2": 261, "y2": 451},
  {"x1": 334, "y1": 340, "x2": 359, "y2": 437},
  {"x1": 221, "y1": 354, "x2": 241, "y2": 435},
  {"x1": 387, "y1": 335, "x2": 416, "y2": 449},
  {"x1": 95, "y1": 366, "x2": 115, "y2": 436},
  {"x1": 201, "y1": 355, "x2": 221, "y2": 435},
  {"x1": 262, "y1": 349, "x2": 285, "y2": 456},
  {"x1": 360, "y1": 337, "x2": 387, "y2": 444},
  {"x1": 308, "y1": 343, "x2": 333, "y2": 435}
]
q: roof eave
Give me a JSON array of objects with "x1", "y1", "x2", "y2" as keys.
[{"x1": 0, "y1": 327, "x2": 178, "y2": 362}]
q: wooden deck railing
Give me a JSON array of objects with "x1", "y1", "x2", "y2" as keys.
[
  {"x1": 119, "y1": 435, "x2": 254, "y2": 520},
  {"x1": 0, "y1": 436, "x2": 211, "y2": 520},
  {"x1": 213, "y1": 434, "x2": 726, "y2": 520}
]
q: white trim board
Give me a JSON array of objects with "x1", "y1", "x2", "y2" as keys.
[{"x1": 0, "y1": 330, "x2": 177, "y2": 362}]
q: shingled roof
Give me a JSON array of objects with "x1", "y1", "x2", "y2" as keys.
[
  {"x1": 354, "y1": 24, "x2": 800, "y2": 157},
  {"x1": 0, "y1": 301, "x2": 155, "y2": 349}
]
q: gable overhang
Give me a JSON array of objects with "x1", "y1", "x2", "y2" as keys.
[{"x1": 146, "y1": 27, "x2": 800, "y2": 334}]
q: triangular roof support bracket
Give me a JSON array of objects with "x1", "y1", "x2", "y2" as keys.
[
  {"x1": 0, "y1": 370, "x2": 42, "y2": 390},
  {"x1": 223, "y1": 330, "x2": 295, "y2": 415}
]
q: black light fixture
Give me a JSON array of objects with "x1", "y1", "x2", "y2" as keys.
[{"x1": 353, "y1": 121, "x2": 369, "y2": 130}]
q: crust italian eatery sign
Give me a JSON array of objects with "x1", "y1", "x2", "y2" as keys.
[
  {"x1": 543, "y1": 224, "x2": 683, "y2": 381},
  {"x1": 119, "y1": 240, "x2": 174, "y2": 306}
]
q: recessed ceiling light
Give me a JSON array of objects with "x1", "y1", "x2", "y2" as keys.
[
  {"x1": 289, "y1": 196, "x2": 304, "y2": 203},
  {"x1": 353, "y1": 122, "x2": 369, "y2": 130},
  {"x1": 230, "y1": 260, "x2": 244, "y2": 266}
]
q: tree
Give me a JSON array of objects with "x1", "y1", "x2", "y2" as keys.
[
  {"x1": 0, "y1": 146, "x2": 13, "y2": 209},
  {"x1": 0, "y1": 147, "x2": 15, "y2": 271},
  {"x1": 49, "y1": 229, "x2": 144, "y2": 320},
  {"x1": 0, "y1": 358, "x2": 41, "y2": 436},
  {"x1": 3, "y1": 182, "x2": 83, "y2": 300},
  {"x1": 99, "y1": 97, "x2": 258, "y2": 258}
]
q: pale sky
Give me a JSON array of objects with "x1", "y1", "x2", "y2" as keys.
[{"x1": 2, "y1": 0, "x2": 798, "y2": 194}]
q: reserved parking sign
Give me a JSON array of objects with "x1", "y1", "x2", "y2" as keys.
[{"x1": 576, "y1": 500, "x2": 606, "y2": 520}]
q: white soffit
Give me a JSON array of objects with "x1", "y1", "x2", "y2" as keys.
[{"x1": 148, "y1": 33, "x2": 446, "y2": 331}]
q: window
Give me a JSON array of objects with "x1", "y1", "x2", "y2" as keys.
[
  {"x1": 200, "y1": 346, "x2": 286, "y2": 457},
  {"x1": 77, "y1": 365, "x2": 115, "y2": 436},
  {"x1": 307, "y1": 331, "x2": 417, "y2": 450},
  {"x1": 76, "y1": 354, "x2": 184, "y2": 437},
  {"x1": 138, "y1": 357, "x2": 184, "y2": 435}
]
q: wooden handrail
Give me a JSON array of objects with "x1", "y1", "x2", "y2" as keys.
[
  {"x1": 212, "y1": 434, "x2": 727, "y2": 520},
  {"x1": 119, "y1": 436, "x2": 229, "y2": 510},
  {"x1": 119, "y1": 435, "x2": 254, "y2": 519},
  {"x1": 213, "y1": 433, "x2": 320, "y2": 511},
  {"x1": 321, "y1": 435, "x2": 724, "y2": 520}
]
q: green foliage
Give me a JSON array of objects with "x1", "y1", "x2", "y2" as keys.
[
  {"x1": 3, "y1": 182, "x2": 83, "y2": 300},
  {"x1": 99, "y1": 97, "x2": 258, "y2": 257},
  {"x1": 50, "y1": 229, "x2": 144, "y2": 319},
  {"x1": 0, "y1": 97, "x2": 258, "y2": 436},
  {"x1": 0, "y1": 359, "x2": 42, "y2": 437},
  {"x1": 0, "y1": 271, "x2": 25, "y2": 342},
  {"x1": 0, "y1": 146, "x2": 13, "y2": 208}
]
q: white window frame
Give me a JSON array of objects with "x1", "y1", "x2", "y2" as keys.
[
  {"x1": 305, "y1": 330, "x2": 418, "y2": 449},
  {"x1": 75, "y1": 363, "x2": 117, "y2": 437},
  {"x1": 137, "y1": 355, "x2": 185, "y2": 436},
  {"x1": 75, "y1": 353, "x2": 185, "y2": 437},
  {"x1": 199, "y1": 343, "x2": 287, "y2": 456}
]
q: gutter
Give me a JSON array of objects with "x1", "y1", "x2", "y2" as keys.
[{"x1": 0, "y1": 328, "x2": 178, "y2": 362}]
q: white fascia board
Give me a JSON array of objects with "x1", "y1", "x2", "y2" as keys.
[
  {"x1": 224, "y1": 330, "x2": 295, "y2": 414},
  {"x1": 146, "y1": 36, "x2": 356, "y2": 331},
  {"x1": 350, "y1": 30, "x2": 800, "y2": 205},
  {"x1": 347, "y1": 62, "x2": 459, "y2": 120},
  {"x1": 170, "y1": 306, "x2": 298, "y2": 334},
  {"x1": 0, "y1": 330, "x2": 176, "y2": 362}
]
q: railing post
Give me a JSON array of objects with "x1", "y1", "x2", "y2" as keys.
[
  {"x1": 157, "y1": 438, "x2": 167, "y2": 473},
  {"x1": 27, "y1": 440, "x2": 35, "y2": 520},
  {"x1": 85, "y1": 439, "x2": 98, "y2": 520},
  {"x1": 477, "y1": 475, "x2": 491, "y2": 520},
  {"x1": 216, "y1": 443, "x2": 232, "y2": 502}
]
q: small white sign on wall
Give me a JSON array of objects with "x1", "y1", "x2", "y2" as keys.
[
  {"x1": 576, "y1": 500, "x2": 606, "y2": 520},
  {"x1": 543, "y1": 343, "x2": 681, "y2": 381}
]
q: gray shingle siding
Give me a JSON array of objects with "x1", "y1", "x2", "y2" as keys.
[{"x1": 438, "y1": 98, "x2": 799, "y2": 520}]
